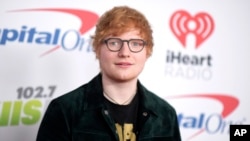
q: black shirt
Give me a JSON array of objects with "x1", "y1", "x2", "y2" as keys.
[{"x1": 104, "y1": 93, "x2": 139, "y2": 141}]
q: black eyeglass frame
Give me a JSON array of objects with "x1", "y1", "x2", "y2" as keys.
[{"x1": 103, "y1": 38, "x2": 147, "y2": 53}]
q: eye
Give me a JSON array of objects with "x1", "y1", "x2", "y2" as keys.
[
  {"x1": 131, "y1": 40, "x2": 144, "y2": 47},
  {"x1": 108, "y1": 39, "x2": 121, "y2": 46},
  {"x1": 110, "y1": 41, "x2": 119, "y2": 46}
]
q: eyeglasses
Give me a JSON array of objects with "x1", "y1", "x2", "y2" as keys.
[{"x1": 104, "y1": 38, "x2": 146, "y2": 53}]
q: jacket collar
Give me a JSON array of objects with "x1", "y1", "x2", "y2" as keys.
[{"x1": 83, "y1": 73, "x2": 157, "y2": 115}]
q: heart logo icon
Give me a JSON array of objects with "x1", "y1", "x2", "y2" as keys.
[{"x1": 170, "y1": 10, "x2": 214, "y2": 48}]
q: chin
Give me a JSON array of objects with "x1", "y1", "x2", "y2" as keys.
[
  {"x1": 114, "y1": 73, "x2": 138, "y2": 82},
  {"x1": 102, "y1": 68, "x2": 142, "y2": 82}
]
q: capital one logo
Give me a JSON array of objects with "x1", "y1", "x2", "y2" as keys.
[
  {"x1": 170, "y1": 10, "x2": 215, "y2": 48},
  {"x1": 0, "y1": 8, "x2": 98, "y2": 57}
]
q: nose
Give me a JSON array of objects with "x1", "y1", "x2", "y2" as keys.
[{"x1": 118, "y1": 41, "x2": 130, "y2": 57}]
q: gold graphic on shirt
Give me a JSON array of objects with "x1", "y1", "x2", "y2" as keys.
[{"x1": 115, "y1": 123, "x2": 136, "y2": 141}]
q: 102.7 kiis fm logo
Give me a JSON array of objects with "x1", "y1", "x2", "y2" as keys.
[
  {"x1": 0, "y1": 85, "x2": 56, "y2": 126},
  {"x1": 165, "y1": 10, "x2": 215, "y2": 80}
]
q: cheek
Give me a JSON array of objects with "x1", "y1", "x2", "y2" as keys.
[
  {"x1": 138, "y1": 51, "x2": 148, "y2": 63},
  {"x1": 136, "y1": 55, "x2": 148, "y2": 67},
  {"x1": 99, "y1": 50, "x2": 114, "y2": 67},
  {"x1": 97, "y1": 46, "x2": 106, "y2": 59},
  {"x1": 140, "y1": 58, "x2": 148, "y2": 65},
  {"x1": 95, "y1": 45, "x2": 107, "y2": 59}
]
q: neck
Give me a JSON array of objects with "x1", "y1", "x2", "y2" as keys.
[{"x1": 102, "y1": 75, "x2": 137, "y2": 105}]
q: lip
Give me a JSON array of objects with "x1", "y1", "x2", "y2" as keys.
[{"x1": 115, "y1": 62, "x2": 133, "y2": 67}]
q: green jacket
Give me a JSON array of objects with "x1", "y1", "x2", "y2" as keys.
[{"x1": 36, "y1": 73, "x2": 181, "y2": 141}]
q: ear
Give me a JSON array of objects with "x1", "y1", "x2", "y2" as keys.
[
  {"x1": 95, "y1": 53, "x2": 99, "y2": 60},
  {"x1": 95, "y1": 47, "x2": 101, "y2": 60},
  {"x1": 146, "y1": 50, "x2": 152, "y2": 58}
]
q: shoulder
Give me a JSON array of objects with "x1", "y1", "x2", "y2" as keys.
[
  {"x1": 148, "y1": 90, "x2": 175, "y2": 111},
  {"x1": 48, "y1": 73, "x2": 103, "y2": 112},
  {"x1": 138, "y1": 82, "x2": 177, "y2": 115},
  {"x1": 48, "y1": 84, "x2": 87, "y2": 113},
  {"x1": 55, "y1": 85, "x2": 85, "y2": 102}
]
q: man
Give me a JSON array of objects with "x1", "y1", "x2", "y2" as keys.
[{"x1": 36, "y1": 6, "x2": 181, "y2": 141}]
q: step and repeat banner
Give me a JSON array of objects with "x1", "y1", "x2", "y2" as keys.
[{"x1": 1, "y1": 0, "x2": 249, "y2": 141}]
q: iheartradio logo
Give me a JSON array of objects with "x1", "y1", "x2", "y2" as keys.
[{"x1": 170, "y1": 10, "x2": 215, "y2": 48}]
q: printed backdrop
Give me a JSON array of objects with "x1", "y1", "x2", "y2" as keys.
[{"x1": 0, "y1": 0, "x2": 249, "y2": 141}]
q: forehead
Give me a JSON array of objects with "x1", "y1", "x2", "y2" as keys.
[{"x1": 107, "y1": 28, "x2": 144, "y2": 39}]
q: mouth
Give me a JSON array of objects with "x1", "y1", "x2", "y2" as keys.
[{"x1": 115, "y1": 62, "x2": 133, "y2": 67}]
